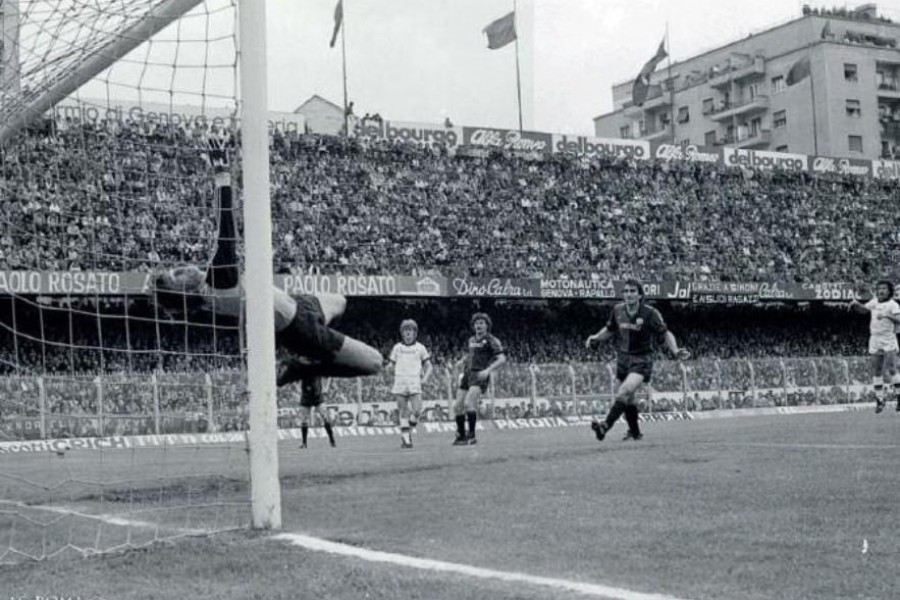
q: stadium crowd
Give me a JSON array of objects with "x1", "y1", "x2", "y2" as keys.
[
  {"x1": 0, "y1": 118, "x2": 891, "y2": 438},
  {"x1": 0, "y1": 297, "x2": 876, "y2": 439},
  {"x1": 0, "y1": 298, "x2": 870, "y2": 376},
  {"x1": 3, "y1": 119, "x2": 900, "y2": 282}
]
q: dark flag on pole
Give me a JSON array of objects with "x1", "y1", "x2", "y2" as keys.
[
  {"x1": 483, "y1": 12, "x2": 517, "y2": 49},
  {"x1": 632, "y1": 38, "x2": 667, "y2": 106},
  {"x1": 786, "y1": 56, "x2": 811, "y2": 86},
  {"x1": 329, "y1": 0, "x2": 343, "y2": 48}
]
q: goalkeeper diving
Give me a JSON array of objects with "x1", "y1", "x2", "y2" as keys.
[{"x1": 152, "y1": 135, "x2": 382, "y2": 385}]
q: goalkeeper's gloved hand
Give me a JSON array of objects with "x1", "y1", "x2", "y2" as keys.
[
  {"x1": 205, "y1": 134, "x2": 231, "y2": 172},
  {"x1": 674, "y1": 348, "x2": 691, "y2": 361}
]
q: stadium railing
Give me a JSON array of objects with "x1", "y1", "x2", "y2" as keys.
[{"x1": 0, "y1": 357, "x2": 876, "y2": 441}]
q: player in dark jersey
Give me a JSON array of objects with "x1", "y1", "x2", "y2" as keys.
[
  {"x1": 296, "y1": 376, "x2": 336, "y2": 448},
  {"x1": 152, "y1": 136, "x2": 382, "y2": 385},
  {"x1": 452, "y1": 312, "x2": 506, "y2": 446},
  {"x1": 585, "y1": 279, "x2": 689, "y2": 442}
]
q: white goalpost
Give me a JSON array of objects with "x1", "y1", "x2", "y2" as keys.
[
  {"x1": 237, "y1": 0, "x2": 280, "y2": 530},
  {"x1": 0, "y1": 0, "x2": 281, "y2": 562}
]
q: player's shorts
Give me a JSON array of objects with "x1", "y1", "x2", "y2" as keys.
[
  {"x1": 275, "y1": 295, "x2": 345, "y2": 362},
  {"x1": 392, "y1": 380, "x2": 423, "y2": 396},
  {"x1": 868, "y1": 335, "x2": 899, "y2": 355},
  {"x1": 300, "y1": 377, "x2": 324, "y2": 408},
  {"x1": 394, "y1": 393, "x2": 422, "y2": 414},
  {"x1": 616, "y1": 353, "x2": 654, "y2": 383},
  {"x1": 459, "y1": 370, "x2": 490, "y2": 394}
]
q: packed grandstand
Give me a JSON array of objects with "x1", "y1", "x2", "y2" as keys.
[{"x1": 0, "y1": 115, "x2": 894, "y2": 439}]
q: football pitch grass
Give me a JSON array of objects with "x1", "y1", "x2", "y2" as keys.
[{"x1": 2, "y1": 409, "x2": 898, "y2": 600}]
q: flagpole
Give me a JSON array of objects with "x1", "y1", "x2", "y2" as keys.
[
  {"x1": 341, "y1": 1, "x2": 349, "y2": 137},
  {"x1": 513, "y1": 0, "x2": 523, "y2": 130},
  {"x1": 808, "y1": 42, "x2": 819, "y2": 154},
  {"x1": 666, "y1": 22, "x2": 675, "y2": 143}
]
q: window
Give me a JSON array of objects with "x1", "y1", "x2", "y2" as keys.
[
  {"x1": 704, "y1": 130, "x2": 717, "y2": 146},
  {"x1": 619, "y1": 125, "x2": 631, "y2": 139},
  {"x1": 677, "y1": 106, "x2": 690, "y2": 123},
  {"x1": 702, "y1": 98, "x2": 714, "y2": 115},
  {"x1": 750, "y1": 117, "x2": 762, "y2": 137},
  {"x1": 771, "y1": 75, "x2": 785, "y2": 94},
  {"x1": 844, "y1": 63, "x2": 858, "y2": 82},
  {"x1": 776, "y1": 145, "x2": 789, "y2": 152},
  {"x1": 848, "y1": 135, "x2": 863, "y2": 153},
  {"x1": 846, "y1": 99, "x2": 861, "y2": 118},
  {"x1": 638, "y1": 120, "x2": 645, "y2": 136},
  {"x1": 747, "y1": 83, "x2": 760, "y2": 100},
  {"x1": 773, "y1": 110, "x2": 787, "y2": 129}
]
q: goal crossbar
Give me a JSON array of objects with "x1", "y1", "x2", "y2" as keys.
[{"x1": 0, "y1": 0, "x2": 205, "y2": 144}]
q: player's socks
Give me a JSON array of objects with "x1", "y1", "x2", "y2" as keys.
[
  {"x1": 466, "y1": 410, "x2": 477, "y2": 442},
  {"x1": 300, "y1": 424, "x2": 309, "y2": 447},
  {"x1": 400, "y1": 422, "x2": 412, "y2": 448},
  {"x1": 892, "y1": 382, "x2": 900, "y2": 403},
  {"x1": 590, "y1": 419, "x2": 609, "y2": 441},
  {"x1": 454, "y1": 414, "x2": 466, "y2": 443},
  {"x1": 623, "y1": 404, "x2": 642, "y2": 438},
  {"x1": 324, "y1": 422, "x2": 335, "y2": 447},
  {"x1": 875, "y1": 384, "x2": 885, "y2": 413},
  {"x1": 605, "y1": 400, "x2": 627, "y2": 428}
]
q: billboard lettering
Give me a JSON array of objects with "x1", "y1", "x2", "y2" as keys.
[
  {"x1": 553, "y1": 135, "x2": 649, "y2": 160},
  {"x1": 724, "y1": 148, "x2": 807, "y2": 172},
  {"x1": 463, "y1": 127, "x2": 552, "y2": 153}
]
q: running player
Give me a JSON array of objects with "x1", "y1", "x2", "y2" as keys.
[
  {"x1": 387, "y1": 319, "x2": 433, "y2": 449},
  {"x1": 296, "y1": 377, "x2": 336, "y2": 448},
  {"x1": 848, "y1": 280, "x2": 900, "y2": 413},
  {"x1": 152, "y1": 136, "x2": 382, "y2": 383},
  {"x1": 585, "y1": 278, "x2": 689, "y2": 442},
  {"x1": 452, "y1": 312, "x2": 506, "y2": 446}
]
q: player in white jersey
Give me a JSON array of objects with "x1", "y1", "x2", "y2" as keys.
[
  {"x1": 387, "y1": 320, "x2": 433, "y2": 449},
  {"x1": 152, "y1": 136, "x2": 382, "y2": 385},
  {"x1": 849, "y1": 280, "x2": 900, "y2": 412}
]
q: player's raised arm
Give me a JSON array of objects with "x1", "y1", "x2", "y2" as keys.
[
  {"x1": 205, "y1": 136, "x2": 239, "y2": 290},
  {"x1": 649, "y1": 306, "x2": 690, "y2": 360},
  {"x1": 664, "y1": 331, "x2": 691, "y2": 360},
  {"x1": 587, "y1": 305, "x2": 619, "y2": 349},
  {"x1": 422, "y1": 356, "x2": 434, "y2": 384},
  {"x1": 585, "y1": 327, "x2": 614, "y2": 349},
  {"x1": 848, "y1": 297, "x2": 871, "y2": 314}
]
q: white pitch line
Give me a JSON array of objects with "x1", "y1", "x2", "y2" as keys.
[
  {"x1": 272, "y1": 532, "x2": 693, "y2": 600},
  {"x1": 0, "y1": 500, "x2": 203, "y2": 535},
  {"x1": 701, "y1": 442, "x2": 900, "y2": 450}
]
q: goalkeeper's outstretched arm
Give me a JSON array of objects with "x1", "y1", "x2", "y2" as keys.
[{"x1": 205, "y1": 169, "x2": 239, "y2": 290}]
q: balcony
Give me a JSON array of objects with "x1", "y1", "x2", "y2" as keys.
[
  {"x1": 877, "y1": 81, "x2": 900, "y2": 100},
  {"x1": 642, "y1": 89, "x2": 672, "y2": 111},
  {"x1": 709, "y1": 56, "x2": 766, "y2": 90},
  {"x1": 709, "y1": 95, "x2": 770, "y2": 122},
  {"x1": 639, "y1": 125, "x2": 672, "y2": 141},
  {"x1": 881, "y1": 119, "x2": 900, "y2": 138},
  {"x1": 714, "y1": 129, "x2": 771, "y2": 148},
  {"x1": 733, "y1": 129, "x2": 771, "y2": 149}
]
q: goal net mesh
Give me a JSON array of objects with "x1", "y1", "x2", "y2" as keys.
[{"x1": 0, "y1": 0, "x2": 255, "y2": 563}]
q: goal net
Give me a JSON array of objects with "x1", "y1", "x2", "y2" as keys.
[{"x1": 0, "y1": 0, "x2": 274, "y2": 563}]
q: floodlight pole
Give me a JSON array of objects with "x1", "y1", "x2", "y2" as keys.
[{"x1": 239, "y1": 0, "x2": 281, "y2": 530}]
